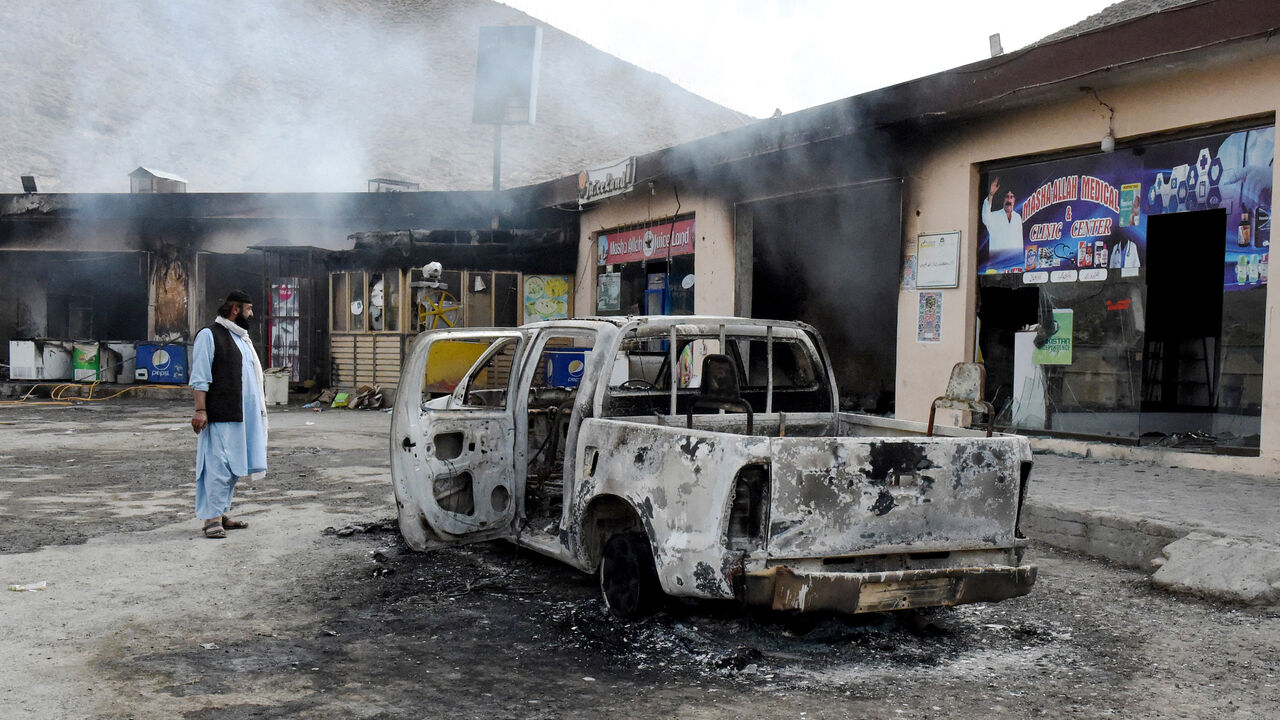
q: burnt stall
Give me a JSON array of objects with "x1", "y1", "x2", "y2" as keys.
[{"x1": 323, "y1": 226, "x2": 578, "y2": 394}]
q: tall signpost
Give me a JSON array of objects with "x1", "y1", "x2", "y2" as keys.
[{"x1": 473, "y1": 26, "x2": 542, "y2": 230}]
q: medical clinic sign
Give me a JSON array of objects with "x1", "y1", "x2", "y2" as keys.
[{"x1": 598, "y1": 218, "x2": 695, "y2": 265}]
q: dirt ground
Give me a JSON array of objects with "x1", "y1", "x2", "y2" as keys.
[{"x1": 1, "y1": 400, "x2": 1277, "y2": 719}]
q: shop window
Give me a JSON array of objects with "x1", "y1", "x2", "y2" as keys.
[
  {"x1": 494, "y1": 273, "x2": 520, "y2": 326},
  {"x1": 339, "y1": 268, "x2": 529, "y2": 334},
  {"x1": 463, "y1": 271, "x2": 522, "y2": 327},
  {"x1": 974, "y1": 122, "x2": 1272, "y2": 453},
  {"x1": 330, "y1": 271, "x2": 367, "y2": 332},
  {"x1": 596, "y1": 216, "x2": 696, "y2": 316},
  {"x1": 332, "y1": 270, "x2": 410, "y2": 333},
  {"x1": 979, "y1": 274, "x2": 1148, "y2": 441},
  {"x1": 669, "y1": 256, "x2": 696, "y2": 315},
  {"x1": 47, "y1": 293, "x2": 93, "y2": 338},
  {"x1": 368, "y1": 271, "x2": 402, "y2": 332},
  {"x1": 268, "y1": 279, "x2": 302, "y2": 381}
]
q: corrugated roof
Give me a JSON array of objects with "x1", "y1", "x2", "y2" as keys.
[{"x1": 130, "y1": 167, "x2": 188, "y2": 183}]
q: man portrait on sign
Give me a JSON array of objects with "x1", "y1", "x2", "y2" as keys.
[{"x1": 981, "y1": 176, "x2": 1025, "y2": 254}]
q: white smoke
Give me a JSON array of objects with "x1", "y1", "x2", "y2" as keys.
[{"x1": 0, "y1": 0, "x2": 749, "y2": 194}]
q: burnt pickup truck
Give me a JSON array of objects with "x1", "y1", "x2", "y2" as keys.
[{"x1": 391, "y1": 316, "x2": 1035, "y2": 618}]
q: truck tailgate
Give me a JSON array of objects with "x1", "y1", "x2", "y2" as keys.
[{"x1": 767, "y1": 436, "x2": 1028, "y2": 559}]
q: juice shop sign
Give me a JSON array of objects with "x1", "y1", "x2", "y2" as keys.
[{"x1": 598, "y1": 218, "x2": 696, "y2": 265}]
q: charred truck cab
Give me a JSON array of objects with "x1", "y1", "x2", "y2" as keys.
[{"x1": 391, "y1": 316, "x2": 1036, "y2": 618}]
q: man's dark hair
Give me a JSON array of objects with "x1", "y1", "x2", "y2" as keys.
[{"x1": 218, "y1": 301, "x2": 238, "y2": 318}]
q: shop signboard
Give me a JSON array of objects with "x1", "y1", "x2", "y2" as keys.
[
  {"x1": 579, "y1": 157, "x2": 635, "y2": 206},
  {"x1": 977, "y1": 126, "x2": 1273, "y2": 293},
  {"x1": 597, "y1": 218, "x2": 695, "y2": 266}
]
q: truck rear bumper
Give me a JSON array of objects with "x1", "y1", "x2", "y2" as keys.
[{"x1": 743, "y1": 564, "x2": 1037, "y2": 613}]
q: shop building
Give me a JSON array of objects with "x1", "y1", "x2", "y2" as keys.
[
  {"x1": 0, "y1": 187, "x2": 571, "y2": 388},
  {"x1": 569, "y1": 127, "x2": 908, "y2": 410},
  {"x1": 559, "y1": 0, "x2": 1280, "y2": 471},
  {"x1": 322, "y1": 225, "x2": 575, "y2": 391},
  {"x1": 895, "y1": 0, "x2": 1280, "y2": 471}
]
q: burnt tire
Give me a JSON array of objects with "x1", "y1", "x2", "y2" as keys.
[{"x1": 599, "y1": 531, "x2": 663, "y2": 619}]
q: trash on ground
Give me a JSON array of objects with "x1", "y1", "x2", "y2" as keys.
[
  {"x1": 346, "y1": 384, "x2": 385, "y2": 410},
  {"x1": 322, "y1": 518, "x2": 399, "y2": 537},
  {"x1": 8, "y1": 581, "x2": 47, "y2": 592}
]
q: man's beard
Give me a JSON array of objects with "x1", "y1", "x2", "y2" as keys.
[{"x1": 234, "y1": 314, "x2": 251, "y2": 330}]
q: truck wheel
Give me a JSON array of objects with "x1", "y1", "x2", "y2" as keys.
[{"x1": 599, "y1": 532, "x2": 662, "y2": 619}]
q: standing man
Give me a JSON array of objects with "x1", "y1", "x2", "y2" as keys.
[
  {"x1": 981, "y1": 176, "x2": 1025, "y2": 254},
  {"x1": 189, "y1": 290, "x2": 267, "y2": 539}
]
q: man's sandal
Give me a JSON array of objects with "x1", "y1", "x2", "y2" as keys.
[
  {"x1": 221, "y1": 515, "x2": 248, "y2": 530},
  {"x1": 203, "y1": 519, "x2": 227, "y2": 539}
]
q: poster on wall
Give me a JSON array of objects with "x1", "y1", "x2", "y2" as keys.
[
  {"x1": 977, "y1": 125, "x2": 1274, "y2": 293},
  {"x1": 523, "y1": 275, "x2": 571, "y2": 322},
  {"x1": 597, "y1": 272, "x2": 621, "y2": 312},
  {"x1": 917, "y1": 231, "x2": 961, "y2": 288},
  {"x1": 1032, "y1": 309, "x2": 1074, "y2": 365},
  {"x1": 900, "y1": 235, "x2": 918, "y2": 291},
  {"x1": 917, "y1": 291, "x2": 942, "y2": 343}
]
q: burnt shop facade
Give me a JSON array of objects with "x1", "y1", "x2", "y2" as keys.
[
  {"x1": 573, "y1": 186, "x2": 737, "y2": 321},
  {"x1": 974, "y1": 123, "x2": 1273, "y2": 452}
]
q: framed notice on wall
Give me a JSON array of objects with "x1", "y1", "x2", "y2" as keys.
[{"x1": 916, "y1": 231, "x2": 961, "y2": 288}]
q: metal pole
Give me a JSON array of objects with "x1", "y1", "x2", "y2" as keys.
[
  {"x1": 491, "y1": 123, "x2": 502, "y2": 230},
  {"x1": 669, "y1": 325, "x2": 678, "y2": 416}
]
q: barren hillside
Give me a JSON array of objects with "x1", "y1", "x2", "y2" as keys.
[{"x1": 0, "y1": 0, "x2": 752, "y2": 193}]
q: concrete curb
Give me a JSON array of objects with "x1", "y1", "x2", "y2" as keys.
[
  {"x1": 1030, "y1": 437, "x2": 1280, "y2": 479},
  {"x1": 1022, "y1": 502, "x2": 1185, "y2": 569},
  {"x1": 1023, "y1": 500, "x2": 1280, "y2": 606},
  {"x1": 1152, "y1": 533, "x2": 1280, "y2": 606}
]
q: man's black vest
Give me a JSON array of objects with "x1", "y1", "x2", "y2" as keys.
[{"x1": 205, "y1": 323, "x2": 243, "y2": 423}]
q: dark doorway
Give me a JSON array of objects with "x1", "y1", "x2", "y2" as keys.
[
  {"x1": 977, "y1": 285, "x2": 1040, "y2": 412},
  {"x1": 1141, "y1": 209, "x2": 1225, "y2": 414},
  {"x1": 750, "y1": 182, "x2": 901, "y2": 413}
]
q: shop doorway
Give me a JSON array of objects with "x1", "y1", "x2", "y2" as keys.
[
  {"x1": 1140, "y1": 208, "x2": 1262, "y2": 448},
  {"x1": 749, "y1": 182, "x2": 900, "y2": 413},
  {"x1": 1142, "y1": 209, "x2": 1225, "y2": 413}
]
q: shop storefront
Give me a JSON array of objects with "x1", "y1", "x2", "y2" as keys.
[
  {"x1": 975, "y1": 124, "x2": 1274, "y2": 451},
  {"x1": 329, "y1": 265, "x2": 573, "y2": 391},
  {"x1": 594, "y1": 216, "x2": 695, "y2": 316}
]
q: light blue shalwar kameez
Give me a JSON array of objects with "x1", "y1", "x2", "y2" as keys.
[{"x1": 189, "y1": 326, "x2": 267, "y2": 520}]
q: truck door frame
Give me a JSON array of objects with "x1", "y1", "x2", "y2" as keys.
[{"x1": 391, "y1": 328, "x2": 527, "y2": 550}]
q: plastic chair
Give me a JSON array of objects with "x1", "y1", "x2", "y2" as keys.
[{"x1": 927, "y1": 362, "x2": 995, "y2": 437}]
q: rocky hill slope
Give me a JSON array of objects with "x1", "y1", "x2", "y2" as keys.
[{"x1": 0, "y1": 0, "x2": 751, "y2": 193}]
